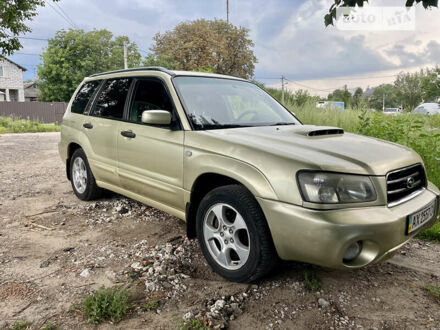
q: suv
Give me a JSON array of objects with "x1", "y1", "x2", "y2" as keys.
[{"x1": 59, "y1": 67, "x2": 440, "y2": 282}]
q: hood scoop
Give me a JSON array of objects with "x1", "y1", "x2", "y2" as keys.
[{"x1": 308, "y1": 128, "x2": 344, "y2": 137}]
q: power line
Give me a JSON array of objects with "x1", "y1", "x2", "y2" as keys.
[
  {"x1": 46, "y1": 1, "x2": 76, "y2": 29},
  {"x1": 53, "y1": 1, "x2": 78, "y2": 29},
  {"x1": 14, "y1": 52, "x2": 41, "y2": 56},
  {"x1": 11, "y1": 36, "x2": 49, "y2": 41}
]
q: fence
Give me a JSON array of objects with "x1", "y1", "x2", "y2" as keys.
[{"x1": 0, "y1": 102, "x2": 67, "y2": 123}]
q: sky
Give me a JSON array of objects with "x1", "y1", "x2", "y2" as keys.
[{"x1": 8, "y1": 0, "x2": 440, "y2": 96}]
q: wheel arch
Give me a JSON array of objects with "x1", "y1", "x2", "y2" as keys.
[
  {"x1": 66, "y1": 142, "x2": 83, "y2": 180},
  {"x1": 185, "y1": 167, "x2": 277, "y2": 239}
]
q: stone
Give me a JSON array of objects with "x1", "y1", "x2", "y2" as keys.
[
  {"x1": 318, "y1": 298, "x2": 330, "y2": 308},
  {"x1": 80, "y1": 269, "x2": 90, "y2": 278},
  {"x1": 105, "y1": 270, "x2": 117, "y2": 283}
]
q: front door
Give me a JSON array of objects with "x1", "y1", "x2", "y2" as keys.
[{"x1": 117, "y1": 78, "x2": 185, "y2": 212}]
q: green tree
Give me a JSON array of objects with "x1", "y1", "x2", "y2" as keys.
[
  {"x1": 394, "y1": 71, "x2": 424, "y2": 111},
  {"x1": 324, "y1": 0, "x2": 437, "y2": 26},
  {"x1": 142, "y1": 54, "x2": 178, "y2": 70},
  {"x1": 38, "y1": 29, "x2": 141, "y2": 102},
  {"x1": 352, "y1": 87, "x2": 363, "y2": 107},
  {"x1": 421, "y1": 67, "x2": 440, "y2": 102},
  {"x1": 367, "y1": 84, "x2": 399, "y2": 110},
  {"x1": 151, "y1": 19, "x2": 257, "y2": 79},
  {"x1": 328, "y1": 89, "x2": 353, "y2": 108},
  {"x1": 0, "y1": 0, "x2": 59, "y2": 55}
]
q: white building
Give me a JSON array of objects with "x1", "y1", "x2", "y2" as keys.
[{"x1": 0, "y1": 56, "x2": 26, "y2": 102}]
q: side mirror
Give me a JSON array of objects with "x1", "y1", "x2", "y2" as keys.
[{"x1": 141, "y1": 110, "x2": 172, "y2": 125}]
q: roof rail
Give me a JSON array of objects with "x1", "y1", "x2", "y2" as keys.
[{"x1": 89, "y1": 66, "x2": 175, "y2": 78}]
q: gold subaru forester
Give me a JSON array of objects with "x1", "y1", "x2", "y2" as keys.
[{"x1": 59, "y1": 67, "x2": 440, "y2": 282}]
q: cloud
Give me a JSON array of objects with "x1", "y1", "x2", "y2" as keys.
[{"x1": 8, "y1": 0, "x2": 440, "y2": 82}]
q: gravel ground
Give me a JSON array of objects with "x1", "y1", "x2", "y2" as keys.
[{"x1": 1, "y1": 132, "x2": 440, "y2": 329}]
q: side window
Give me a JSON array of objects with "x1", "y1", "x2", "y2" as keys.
[
  {"x1": 71, "y1": 81, "x2": 101, "y2": 114},
  {"x1": 128, "y1": 79, "x2": 173, "y2": 124},
  {"x1": 93, "y1": 78, "x2": 132, "y2": 119}
]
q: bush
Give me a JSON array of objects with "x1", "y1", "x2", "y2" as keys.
[
  {"x1": 81, "y1": 286, "x2": 131, "y2": 324},
  {"x1": 0, "y1": 116, "x2": 60, "y2": 134}
]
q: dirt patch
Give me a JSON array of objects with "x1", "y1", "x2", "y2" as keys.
[{"x1": 1, "y1": 132, "x2": 440, "y2": 329}]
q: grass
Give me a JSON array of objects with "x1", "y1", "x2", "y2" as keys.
[
  {"x1": 425, "y1": 285, "x2": 440, "y2": 301},
  {"x1": 41, "y1": 323, "x2": 60, "y2": 330},
  {"x1": 178, "y1": 319, "x2": 210, "y2": 330},
  {"x1": 285, "y1": 101, "x2": 440, "y2": 240},
  {"x1": 142, "y1": 298, "x2": 158, "y2": 311},
  {"x1": 8, "y1": 322, "x2": 31, "y2": 330},
  {"x1": 418, "y1": 222, "x2": 440, "y2": 242},
  {"x1": 81, "y1": 286, "x2": 131, "y2": 324},
  {"x1": 304, "y1": 270, "x2": 321, "y2": 291},
  {"x1": 0, "y1": 116, "x2": 60, "y2": 134}
]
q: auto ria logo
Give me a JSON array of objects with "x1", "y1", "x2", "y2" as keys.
[{"x1": 406, "y1": 176, "x2": 416, "y2": 189}]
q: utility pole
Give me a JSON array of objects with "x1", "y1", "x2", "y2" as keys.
[
  {"x1": 226, "y1": 0, "x2": 229, "y2": 23},
  {"x1": 281, "y1": 75, "x2": 285, "y2": 104},
  {"x1": 123, "y1": 41, "x2": 128, "y2": 69},
  {"x1": 382, "y1": 93, "x2": 385, "y2": 111}
]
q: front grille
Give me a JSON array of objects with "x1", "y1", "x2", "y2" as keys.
[{"x1": 387, "y1": 164, "x2": 427, "y2": 206}]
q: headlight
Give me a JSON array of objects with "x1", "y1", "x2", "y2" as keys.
[{"x1": 297, "y1": 171, "x2": 377, "y2": 204}]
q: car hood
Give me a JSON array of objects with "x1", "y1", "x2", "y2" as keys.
[{"x1": 189, "y1": 125, "x2": 422, "y2": 176}]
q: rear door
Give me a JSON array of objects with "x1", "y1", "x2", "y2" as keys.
[
  {"x1": 117, "y1": 78, "x2": 185, "y2": 212},
  {"x1": 86, "y1": 77, "x2": 132, "y2": 187}
]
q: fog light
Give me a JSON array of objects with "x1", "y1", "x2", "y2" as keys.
[{"x1": 343, "y1": 241, "x2": 362, "y2": 262}]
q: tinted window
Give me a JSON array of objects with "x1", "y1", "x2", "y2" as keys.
[
  {"x1": 128, "y1": 79, "x2": 173, "y2": 123},
  {"x1": 71, "y1": 81, "x2": 101, "y2": 114},
  {"x1": 93, "y1": 78, "x2": 132, "y2": 119}
]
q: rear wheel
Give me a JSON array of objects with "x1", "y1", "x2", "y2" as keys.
[
  {"x1": 70, "y1": 148, "x2": 102, "y2": 201},
  {"x1": 196, "y1": 185, "x2": 277, "y2": 282}
]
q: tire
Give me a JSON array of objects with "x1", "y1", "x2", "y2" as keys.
[
  {"x1": 196, "y1": 184, "x2": 278, "y2": 282},
  {"x1": 70, "y1": 148, "x2": 102, "y2": 201}
]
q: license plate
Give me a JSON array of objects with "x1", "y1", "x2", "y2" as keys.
[{"x1": 406, "y1": 200, "x2": 436, "y2": 234}]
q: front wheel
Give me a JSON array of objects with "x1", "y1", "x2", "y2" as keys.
[{"x1": 196, "y1": 185, "x2": 278, "y2": 282}]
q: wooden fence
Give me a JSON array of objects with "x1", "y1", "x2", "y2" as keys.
[{"x1": 0, "y1": 102, "x2": 67, "y2": 123}]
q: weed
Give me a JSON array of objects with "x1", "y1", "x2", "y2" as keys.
[
  {"x1": 178, "y1": 318, "x2": 209, "y2": 330},
  {"x1": 425, "y1": 285, "x2": 440, "y2": 301},
  {"x1": 418, "y1": 221, "x2": 440, "y2": 241},
  {"x1": 9, "y1": 321, "x2": 31, "y2": 330},
  {"x1": 0, "y1": 116, "x2": 60, "y2": 134},
  {"x1": 81, "y1": 286, "x2": 131, "y2": 324},
  {"x1": 142, "y1": 298, "x2": 158, "y2": 311},
  {"x1": 41, "y1": 323, "x2": 60, "y2": 330},
  {"x1": 304, "y1": 270, "x2": 321, "y2": 291}
]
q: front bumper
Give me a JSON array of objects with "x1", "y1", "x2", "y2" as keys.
[{"x1": 258, "y1": 183, "x2": 440, "y2": 269}]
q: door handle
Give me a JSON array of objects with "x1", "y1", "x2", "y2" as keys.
[
  {"x1": 121, "y1": 130, "x2": 136, "y2": 138},
  {"x1": 83, "y1": 123, "x2": 93, "y2": 129}
]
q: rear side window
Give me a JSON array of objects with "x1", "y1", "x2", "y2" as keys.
[
  {"x1": 92, "y1": 78, "x2": 132, "y2": 119},
  {"x1": 71, "y1": 81, "x2": 101, "y2": 114}
]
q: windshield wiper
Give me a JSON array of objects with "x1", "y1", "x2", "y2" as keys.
[
  {"x1": 199, "y1": 124, "x2": 254, "y2": 130},
  {"x1": 270, "y1": 122, "x2": 296, "y2": 126}
]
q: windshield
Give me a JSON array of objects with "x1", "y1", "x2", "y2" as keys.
[{"x1": 173, "y1": 76, "x2": 300, "y2": 130}]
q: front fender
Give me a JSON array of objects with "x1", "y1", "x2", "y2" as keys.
[{"x1": 184, "y1": 152, "x2": 278, "y2": 201}]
